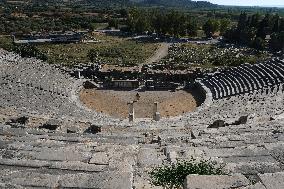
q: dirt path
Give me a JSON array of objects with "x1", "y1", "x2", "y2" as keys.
[
  {"x1": 80, "y1": 89, "x2": 197, "y2": 119},
  {"x1": 144, "y1": 43, "x2": 170, "y2": 65}
]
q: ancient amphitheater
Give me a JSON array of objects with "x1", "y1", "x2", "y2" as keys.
[{"x1": 0, "y1": 48, "x2": 284, "y2": 189}]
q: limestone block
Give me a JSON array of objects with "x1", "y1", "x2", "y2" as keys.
[
  {"x1": 0, "y1": 171, "x2": 60, "y2": 188},
  {"x1": 137, "y1": 148, "x2": 162, "y2": 167},
  {"x1": 167, "y1": 151, "x2": 177, "y2": 163},
  {"x1": 203, "y1": 146, "x2": 270, "y2": 158},
  {"x1": 265, "y1": 142, "x2": 284, "y2": 164},
  {"x1": 108, "y1": 145, "x2": 136, "y2": 171},
  {"x1": 0, "y1": 127, "x2": 27, "y2": 137},
  {"x1": 20, "y1": 148, "x2": 92, "y2": 162},
  {"x1": 184, "y1": 174, "x2": 250, "y2": 189},
  {"x1": 0, "y1": 183, "x2": 24, "y2": 189},
  {"x1": 242, "y1": 182, "x2": 266, "y2": 189},
  {"x1": 133, "y1": 176, "x2": 163, "y2": 189},
  {"x1": 222, "y1": 155, "x2": 278, "y2": 164},
  {"x1": 224, "y1": 162, "x2": 282, "y2": 174},
  {"x1": 89, "y1": 152, "x2": 109, "y2": 165},
  {"x1": 258, "y1": 172, "x2": 284, "y2": 189},
  {"x1": 59, "y1": 171, "x2": 133, "y2": 189},
  {"x1": 50, "y1": 161, "x2": 107, "y2": 172},
  {"x1": 129, "y1": 113, "x2": 134, "y2": 122},
  {"x1": 0, "y1": 158, "x2": 50, "y2": 168},
  {"x1": 154, "y1": 112, "x2": 161, "y2": 121}
]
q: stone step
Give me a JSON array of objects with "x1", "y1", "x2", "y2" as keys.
[
  {"x1": 225, "y1": 162, "x2": 283, "y2": 175},
  {"x1": 199, "y1": 126, "x2": 281, "y2": 138},
  {"x1": 192, "y1": 132, "x2": 283, "y2": 148},
  {"x1": 0, "y1": 168, "x2": 133, "y2": 189},
  {"x1": 184, "y1": 174, "x2": 250, "y2": 189},
  {"x1": 137, "y1": 148, "x2": 164, "y2": 167},
  {"x1": 241, "y1": 182, "x2": 266, "y2": 189},
  {"x1": 162, "y1": 145, "x2": 284, "y2": 175},
  {"x1": 0, "y1": 182, "x2": 25, "y2": 189},
  {"x1": 15, "y1": 147, "x2": 92, "y2": 162},
  {"x1": 222, "y1": 155, "x2": 278, "y2": 164},
  {"x1": 203, "y1": 146, "x2": 270, "y2": 157},
  {"x1": 264, "y1": 142, "x2": 284, "y2": 165},
  {"x1": 0, "y1": 125, "x2": 138, "y2": 145},
  {"x1": 258, "y1": 172, "x2": 284, "y2": 189},
  {"x1": 0, "y1": 158, "x2": 107, "y2": 172}
]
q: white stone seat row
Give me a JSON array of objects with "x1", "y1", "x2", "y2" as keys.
[{"x1": 202, "y1": 58, "x2": 284, "y2": 99}]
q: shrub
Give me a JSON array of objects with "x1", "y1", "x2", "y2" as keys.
[
  {"x1": 13, "y1": 44, "x2": 47, "y2": 61},
  {"x1": 149, "y1": 158, "x2": 224, "y2": 189}
]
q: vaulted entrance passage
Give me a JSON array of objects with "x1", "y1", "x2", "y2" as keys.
[{"x1": 79, "y1": 88, "x2": 197, "y2": 119}]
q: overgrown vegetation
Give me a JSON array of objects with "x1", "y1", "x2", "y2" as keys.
[
  {"x1": 12, "y1": 44, "x2": 47, "y2": 61},
  {"x1": 36, "y1": 35, "x2": 158, "y2": 66},
  {"x1": 0, "y1": 34, "x2": 158, "y2": 66},
  {"x1": 1, "y1": 0, "x2": 283, "y2": 36},
  {"x1": 161, "y1": 43, "x2": 270, "y2": 68},
  {"x1": 0, "y1": 0, "x2": 216, "y2": 34},
  {"x1": 149, "y1": 158, "x2": 224, "y2": 189},
  {"x1": 225, "y1": 13, "x2": 284, "y2": 51},
  {"x1": 125, "y1": 9, "x2": 199, "y2": 37},
  {"x1": 0, "y1": 36, "x2": 13, "y2": 51},
  {"x1": 87, "y1": 38, "x2": 158, "y2": 65},
  {"x1": 0, "y1": 0, "x2": 283, "y2": 66}
]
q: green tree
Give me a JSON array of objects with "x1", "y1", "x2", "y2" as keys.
[
  {"x1": 248, "y1": 13, "x2": 260, "y2": 28},
  {"x1": 219, "y1": 18, "x2": 230, "y2": 35},
  {"x1": 87, "y1": 49, "x2": 99, "y2": 62},
  {"x1": 279, "y1": 18, "x2": 284, "y2": 32},
  {"x1": 186, "y1": 19, "x2": 198, "y2": 36},
  {"x1": 270, "y1": 32, "x2": 284, "y2": 52},
  {"x1": 251, "y1": 37, "x2": 266, "y2": 51},
  {"x1": 224, "y1": 26, "x2": 239, "y2": 42},
  {"x1": 108, "y1": 19, "x2": 119, "y2": 29},
  {"x1": 272, "y1": 14, "x2": 280, "y2": 33},
  {"x1": 240, "y1": 27, "x2": 256, "y2": 44},
  {"x1": 257, "y1": 13, "x2": 273, "y2": 39},
  {"x1": 12, "y1": 44, "x2": 47, "y2": 61},
  {"x1": 237, "y1": 12, "x2": 248, "y2": 31},
  {"x1": 135, "y1": 16, "x2": 150, "y2": 33},
  {"x1": 203, "y1": 19, "x2": 219, "y2": 37}
]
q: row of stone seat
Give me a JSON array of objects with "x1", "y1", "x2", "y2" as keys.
[
  {"x1": 0, "y1": 50, "x2": 75, "y2": 97},
  {"x1": 0, "y1": 83, "x2": 103, "y2": 121},
  {"x1": 0, "y1": 49, "x2": 108, "y2": 121},
  {"x1": 0, "y1": 124, "x2": 135, "y2": 188},
  {"x1": 202, "y1": 58, "x2": 284, "y2": 99},
  {"x1": 184, "y1": 83, "x2": 284, "y2": 127}
]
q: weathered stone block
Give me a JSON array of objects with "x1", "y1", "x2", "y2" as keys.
[
  {"x1": 137, "y1": 148, "x2": 162, "y2": 167},
  {"x1": 184, "y1": 174, "x2": 250, "y2": 189},
  {"x1": 50, "y1": 161, "x2": 107, "y2": 172},
  {"x1": 59, "y1": 171, "x2": 133, "y2": 189},
  {"x1": 258, "y1": 172, "x2": 284, "y2": 189},
  {"x1": 242, "y1": 182, "x2": 266, "y2": 189},
  {"x1": 89, "y1": 152, "x2": 109, "y2": 165}
]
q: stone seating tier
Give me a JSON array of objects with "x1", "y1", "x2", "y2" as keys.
[{"x1": 202, "y1": 58, "x2": 284, "y2": 99}]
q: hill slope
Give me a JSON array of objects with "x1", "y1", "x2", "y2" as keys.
[
  {"x1": 132, "y1": 0, "x2": 216, "y2": 8},
  {"x1": 23, "y1": 0, "x2": 216, "y2": 8}
]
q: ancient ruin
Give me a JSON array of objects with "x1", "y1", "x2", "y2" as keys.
[{"x1": 0, "y1": 48, "x2": 284, "y2": 188}]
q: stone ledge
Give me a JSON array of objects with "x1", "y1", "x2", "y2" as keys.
[
  {"x1": 258, "y1": 172, "x2": 284, "y2": 189},
  {"x1": 184, "y1": 174, "x2": 250, "y2": 189},
  {"x1": 0, "y1": 169, "x2": 133, "y2": 188},
  {"x1": 0, "y1": 158, "x2": 107, "y2": 172}
]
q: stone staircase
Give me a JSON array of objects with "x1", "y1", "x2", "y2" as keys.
[
  {"x1": 0, "y1": 115, "x2": 284, "y2": 188},
  {"x1": 0, "y1": 124, "x2": 136, "y2": 189}
]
